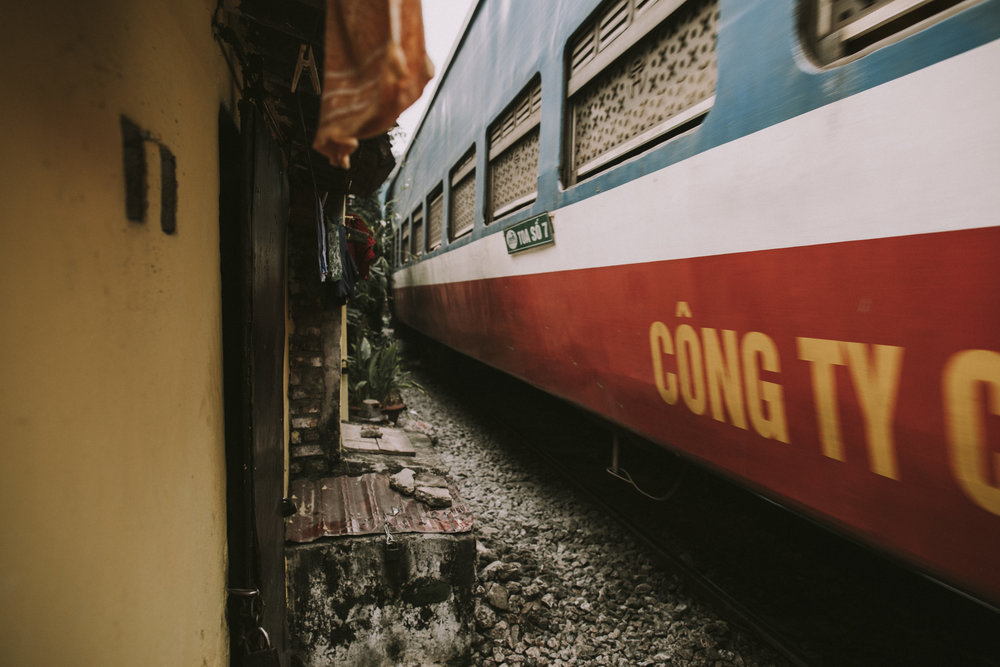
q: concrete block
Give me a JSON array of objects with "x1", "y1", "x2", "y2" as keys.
[{"x1": 287, "y1": 532, "x2": 474, "y2": 666}]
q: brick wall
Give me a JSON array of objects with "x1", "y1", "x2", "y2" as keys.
[{"x1": 287, "y1": 188, "x2": 342, "y2": 476}]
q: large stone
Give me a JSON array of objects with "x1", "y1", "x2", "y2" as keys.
[
  {"x1": 415, "y1": 471, "x2": 449, "y2": 488},
  {"x1": 415, "y1": 485, "x2": 452, "y2": 508},
  {"x1": 480, "y1": 560, "x2": 522, "y2": 582},
  {"x1": 480, "y1": 560, "x2": 504, "y2": 581},
  {"x1": 476, "y1": 540, "x2": 497, "y2": 565},
  {"x1": 474, "y1": 602, "x2": 498, "y2": 630},
  {"x1": 486, "y1": 582, "x2": 510, "y2": 611},
  {"x1": 389, "y1": 467, "x2": 416, "y2": 495}
]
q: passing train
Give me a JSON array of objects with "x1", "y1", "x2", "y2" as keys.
[{"x1": 386, "y1": 0, "x2": 1000, "y2": 607}]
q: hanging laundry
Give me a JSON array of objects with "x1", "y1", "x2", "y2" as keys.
[
  {"x1": 315, "y1": 193, "x2": 348, "y2": 288},
  {"x1": 316, "y1": 195, "x2": 330, "y2": 280},
  {"x1": 324, "y1": 222, "x2": 359, "y2": 309},
  {"x1": 345, "y1": 213, "x2": 376, "y2": 281},
  {"x1": 326, "y1": 214, "x2": 345, "y2": 284},
  {"x1": 338, "y1": 223, "x2": 360, "y2": 299},
  {"x1": 313, "y1": 0, "x2": 434, "y2": 169},
  {"x1": 318, "y1": 198, "x2": 345, "y2": 284},
  {"x1": 316, "y1": 198, "x2": 366, "y2": 307}
]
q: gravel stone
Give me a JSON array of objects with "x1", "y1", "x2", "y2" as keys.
[
  {"x1": 400, "y1": 373, "x2": 786, "y2": 666},
  {"x1": 486, "y1": 582, "x2": 511, "y2": 611}
]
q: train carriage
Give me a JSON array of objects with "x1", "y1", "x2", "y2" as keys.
[{"x1": 387, "y1": 0, "x2": 1000, "y2": 607}]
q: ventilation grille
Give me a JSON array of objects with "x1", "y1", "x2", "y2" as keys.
[
  {"x1": 569, "y1": 0, "x2": 718, "y2": 179},
  {"x1": 427, "y1": 190, "x2": 443, "y2": 251},
  {"x1": 489, "y1": 79, "x2": 542, "y2": 155},
  {"x1": 488, "y1": 77, "x2": 542, "y2": 219},
  {"x1": 600, "y1": 0, "x2": 631, "y2": 46},
  {"x1": 490, "y1": 127, "x2": 540, "y2": 218},
  {"x1": 568, "y1": 0, "x2": 692, "y2": 91},
  {"x1": 411, "y1": 207, "x2": 423, "y2": 257},
  {"x1": 450, "y1": 149, "x2": 476, "y2": 241}
]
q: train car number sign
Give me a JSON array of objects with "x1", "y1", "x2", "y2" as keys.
[{"x1": 504, "y1": 213, "x2": 553, "y2": 254}]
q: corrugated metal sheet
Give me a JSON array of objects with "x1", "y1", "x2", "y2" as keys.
[{"x1": 286, "y1": 473, "x2": 474, "y2": 543}]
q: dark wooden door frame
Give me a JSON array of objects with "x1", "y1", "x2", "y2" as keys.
[{"x1": 219, "y1": 102, "x2": 289, "y2": 667}]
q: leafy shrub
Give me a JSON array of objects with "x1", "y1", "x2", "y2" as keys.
[{"x1": 348, "y1": 336, "x2": 421, "y2": 406}]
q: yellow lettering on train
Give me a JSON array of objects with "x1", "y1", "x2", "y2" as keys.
[
  {"x1": 649, "y1": 321, "x2": 677, "y2": 405},
  {"x1": 943, "y1": 350, "x2": 1000, "y2": 516},
  {"x1": 742, "y1": 332, "x2": 789, "y2": 443},
  {"x1": 702, "y1": 328, "x2": 748, "y2": 430},
  {"x1": 675, "y1": 301, "x2": 692, "y2": 318},
  {"x1": 797, "y1": 337, "x2": 847, "y2": 461},
  {"x1": 676, "y1": 324, "x2": 706, "y2": 415},
  {"x1": 844, "y1": 342, "x2": 903, "y2": 479},
  {"x1": 798, "y1": 337, "x2": 904, "y2": 479},
  {"x1": 652, "y1": 322, "x2": 787, "y2": 440}
]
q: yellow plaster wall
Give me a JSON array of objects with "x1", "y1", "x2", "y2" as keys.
[{"x1": 0, "y1": 1, "x2": 238, "y2": 664}]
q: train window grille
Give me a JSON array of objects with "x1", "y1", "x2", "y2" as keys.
[
  {"x1": 392, "y1": 225, "x2": 398, "y2": 266},
  {"x1": 427, "y1": 186, "x2": 443, "y2": 252},
  {"x1": 411, "y1": 205, "x2": 424, "y2": 257},
  {"x1": 400, "y1": 219, "x2": 410, "y2": 264},
  {"x1": 449, "y1": 148, "x2": 476, "y2": 240},
  {"x1": 801, "y1": 0, "x2": 978, "y2": 64},
  {"x1": 565, "y1": 0, "x2": 718, "y2": 183},
  {"x1": 488, "y1": 77, "x2": 541, "y2": 221}
]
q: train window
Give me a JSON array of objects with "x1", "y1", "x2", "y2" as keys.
[
  {"x1": 487, "y1": 76, "x2": 541, "y2": 221},
  {"x1": 411, "y1": 205, "x2": 424, "y2": 257},
  {"x1": 400, "y1": 218, "x2": 410, "y2": 264},
  {"x1": 565, "y1": 0, "x2": 718, "y2": 183},
  {"x1": 449, "y1": 147, "x2": 476, "y2": 240},
  {"x1": 427, "y1": 185, "x2": 443, "y2": 252},
  {"x1": 800, "y1": 0, "x2": 975, "y2": 65}
]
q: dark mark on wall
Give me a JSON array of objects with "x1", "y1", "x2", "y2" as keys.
[
  {"x1": 159, "y1": 144, "x2": 177, "y2": 234},
  {"x1": 120, "y1": 114, "x2": 178, "y2": 234},
  {"x1": 120, "y1": 116, "x2": 147, "y2": 223}
]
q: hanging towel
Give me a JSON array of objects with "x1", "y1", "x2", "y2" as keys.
[{"x1": 313, "y1": 0, "x2": 434, "y2": 169}]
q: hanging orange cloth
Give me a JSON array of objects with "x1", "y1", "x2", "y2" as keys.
[{"x1": 314, "y1": 0, "x2": 434, "y2": 169}]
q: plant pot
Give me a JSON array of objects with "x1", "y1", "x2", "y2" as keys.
[{"x1": 381, "y1": 403, "x2": 406, "y2": 425}]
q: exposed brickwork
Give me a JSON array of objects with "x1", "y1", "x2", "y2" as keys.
[{"x1": 287, "y1": 187, "x2": 343, "y2": 477}]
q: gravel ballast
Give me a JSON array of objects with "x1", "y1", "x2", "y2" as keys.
[{"x1": 399, "y1": 374, "x2": 788, "y2": 667}]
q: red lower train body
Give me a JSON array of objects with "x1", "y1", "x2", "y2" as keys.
[{"x1": 396, "y1": 225, "x2": 1000, "y2": 606}]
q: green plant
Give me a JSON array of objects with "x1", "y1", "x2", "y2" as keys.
[
  {"x1": 345, "y1": 192, "x2": 393, "y2": 334},
  {"x1": 348, "y1": 255, "x2": 389, "y2": 334},
  {"x1": 342, "y1": 193, "x2": 419, "y2": 407},
  {"x1": 348, "y1": 336, "x2": 422, "y2": 406}
]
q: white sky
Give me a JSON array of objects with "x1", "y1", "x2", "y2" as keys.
[{"x1": 394, "y1": 0, "x2": 476, "y2": 149}]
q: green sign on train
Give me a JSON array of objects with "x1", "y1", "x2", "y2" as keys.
[{"x1": 504, "y1": 213, "x2": 554, "y2": 254}]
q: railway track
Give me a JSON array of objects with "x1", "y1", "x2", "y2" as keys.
[
  {"x1": 458, "y1": 368, "x2": 813, "y2": 666},
  {"x1": 532, "y1": 439, "x2": 812, "y2": 666},
  {"x1": 403, "y1": 330, "x2": 1000, "y2": 667}
]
